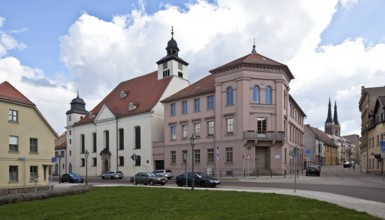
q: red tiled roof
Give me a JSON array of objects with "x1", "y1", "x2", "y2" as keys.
[
  {"x1": 162, "y1": 74, "x2": 215, "y2": 103},
  {"x1": 209, "y1": 52, "x2": 294, "y2": 80},
  {"x1": 75, "y1": 71, "x2": 173, "y2": 126},
  {"x1": 0, "y1": 81, "x2": 35, "y2": 106}
]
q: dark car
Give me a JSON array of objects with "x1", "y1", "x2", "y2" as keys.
[
  {"x1": 176, "y1": 172, "x2": 219, "y2": 188},
  {"x1": 61, "y1": 173, "x2": 84, "y2": 183},
  {"x1": 130, "y1": 172, "x2": 167, "y2": 185},
  {"x1": 102, "y1": 171, "x2": 123, "y2": 179},
  {"x1": 306, "y1": 165, "x2": 321, "y2": 176}
]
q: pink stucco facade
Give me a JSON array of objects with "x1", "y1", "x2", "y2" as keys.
[{"x1": 153, "y1": 51, "x2": 306, "y2": 177}]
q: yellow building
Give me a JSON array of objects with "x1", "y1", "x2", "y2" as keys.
[{"x1": 0, "y1": 81, "x2": 58, "y2": 191}]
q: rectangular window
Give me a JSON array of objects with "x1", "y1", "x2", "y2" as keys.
[
  {"x1": 119, "y1": 128, "x2": 124, "y2": 150},
  {"x1": 9, "y1": 166, "x2": 18, "y2": 181},
  {"x1": 135, "y1": 126, "x2": 141, "y2": 149},
  {"x1": 257, "y1": 118, "x2": 267, "y2": 135},
  {"x1": 105, "y1": 130, "x2": 109, "y2": 149},
  {"x1": 30, "y1": 166, "x2": 38, "y2": 179},
  {"x1": 171, "y1": 103, "x2": 176, "y2": 116},
  {"x1": 207, "y1": 121, "x2": 214, "y2": 136},
  {"x1": 81, "y1": 134, "x2": 85, "y2": 153},
  {"x1": 207, "y1": 148, "x2": 214, "y2": 163},
  {"x1": 9, "y1": 109, "x2": 18, "y2": 122},
  {"x1": 182, "y1": 150, "x2": 188, "y2": 163},
  {"x1": 30, "y1": 138, "x2": 38, "y2": 153},
  {"x1": 135, "y1": 155, "x2": 141, "y2": 166},
  {"x1": 92, "y1": 133, "x2": 97, "y2": 153},
  {"x1": 194, "y1": 123, "x2": 201, "y2": 137},
  {"x1": 207, "y1": 95, "x2": 214, "y2": 110},
  {"x1": 119, "y1": 156, "x2": 124, "y2": 166},
  {"x1": 171, "y1": 125, "x2": 176, "y2": 140},
  {"x1": 226, "y1": 147, "x2": 233, "y2": 163},
  {"x1": 194, "y1": 149, "x2": 200, "y2": 163},
  {"x1": 81, "y1": 158, "x2": 85, "y2": 167},
  {"x1": 182, "y1": 124, "x2": 188, "y2": 139},
  {"x1": 9, "y1": 136, "x2": 18, "y2": 152},
  {"x1": 226, "y1": 118, "x2": 234, "y2": 134},
  {"x1": 194, "y1": 98, "x2": 200, "y2": 112},
  {"x1": 171, "y1": 151, "x2": 176, "y2": 164},
  {"x1": 93, "y1": 158, "x2": 97, "y2": 167},
  {"x1": 182, "y1": 101, "x2": 188, "y2": 114}
]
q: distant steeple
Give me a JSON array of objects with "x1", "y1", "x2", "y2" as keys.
[
  {"x1": 251, "y1": 38, "x2": 256, "y2": 54},
  {"x1": 333, "y1": 101, "x2": 340, "y2": 125},
  {"x1": 325, "y1": 98, "x2": 333, "y2": 123}
]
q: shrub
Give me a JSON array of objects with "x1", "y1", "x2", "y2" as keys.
[{"x1": 0, "y1": 185, "x2": 93, "y2": 206}]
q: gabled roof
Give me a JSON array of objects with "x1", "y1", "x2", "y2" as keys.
[
  {"x1": 0, "y1": 81, "x2": 35, "y2": 106},
  {"x1": 0, "y1": 81, "x2": 58, "y2": 138},
  {"x1": 209, "y1": 52, "x2": 294, "y2": 80},
  {"x1": 305, "y1": 124, "x2": 337, "y2": 147},
  {"x1": 161, "y1": 74, "x2": 215, "y2": 103},
  {"x1": 373, "y1": 96, "x2": 385, "y2": 114},
  {"x1": 75, "y1": 71, "x2": 173, "y2": 126}
]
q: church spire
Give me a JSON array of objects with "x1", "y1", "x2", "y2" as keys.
[
  {"x1": 325, "y1": 98, "x2": 333, "y2": 123},
  {"x1": 251, "y1": 38, "x2": 256, "y2": 54},
  {"x1": 333, "y1": 101, "x2": 340, "y2": 125}
]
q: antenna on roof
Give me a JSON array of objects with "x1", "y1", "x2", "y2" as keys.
[{"x1": 251, "y1": 38, "x2": 256, "y2": 54}]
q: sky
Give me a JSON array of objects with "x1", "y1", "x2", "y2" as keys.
[{"x1": 1, "y1": 0, "x2": 385, "y2": 137}]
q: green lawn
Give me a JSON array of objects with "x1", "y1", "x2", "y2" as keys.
[{"x1": 0, "y1": 186, "x2": 380, "y2": 220}]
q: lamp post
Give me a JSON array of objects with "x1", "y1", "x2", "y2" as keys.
[
  {"x1": 85, "y1": 150, "x2": 89, "y2": 185},
  {"x1": 57, "y1": 154, "x2": 62, "y2": 183},
  {"x1": 190, "y1": 133, "x2": 197, "y2": 190}
]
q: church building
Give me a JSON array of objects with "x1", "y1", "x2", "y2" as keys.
[{"x1": 65, "y1": 28, "x2": 190, "y2": 177}]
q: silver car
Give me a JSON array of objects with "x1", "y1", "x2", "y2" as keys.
[
  {"x1": 130, "y1": 172, "x2": 167, "y2": 185},
  {"x1": 153, "y1": 169, "x2": 173, "y2": 179},
  {"x1": 102, "y1": 171, "x2": 123, "y2": 179}
]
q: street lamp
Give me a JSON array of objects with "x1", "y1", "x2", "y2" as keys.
[
  {"x1": 57, "y1": 154, "x2": 62, "y2": 183},
  {"x1": 85, "y1": 150, "x2": 89, "y2": 185},
  {"x1": 190, "y1": 133, "x2": 197, "y2": 190}
]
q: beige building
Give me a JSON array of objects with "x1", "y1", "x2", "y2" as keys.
[
  {"x1": 0, "y1": 81, "x2": 58, "y2": 190},
  {"x1": 359, "y1": 86, "x2": 385, "y2": 173},
  {"x1": 154, "y1": 45, "x2": 306, "y2": 177}
]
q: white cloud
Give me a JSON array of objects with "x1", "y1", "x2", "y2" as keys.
[{"x1": 0, "y1": 17, "x2": 26, "y2": 57}]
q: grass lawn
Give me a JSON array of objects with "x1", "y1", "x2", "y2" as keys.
[{"x1": 0, "y1": 186, "x2": 380, "y2": 220}]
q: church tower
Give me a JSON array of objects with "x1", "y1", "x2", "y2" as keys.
[
  {"x1": 325, "y1": 98, "x2": 341, "y2": 136},
  {"x1": 156, "y1": 27, "x2": 189, "y2": 80},
  {"x1": 333, "y1": 101, "x2": 341, "y2": 136},
  {"x1": 66, "y1": 92, "x2": 89, "y2": 127}
]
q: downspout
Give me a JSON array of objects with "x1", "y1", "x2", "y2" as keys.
[{"x1": 116, "y1": 116, "x2": 119, "y2": 171}]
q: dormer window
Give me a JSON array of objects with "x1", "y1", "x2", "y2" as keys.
[
  {"x1": 120, "y1": 91, "x2": 127, "y2": 99},
  {"x1": 128, "y1": 102, "x2": 137, "y2": 111},
  {"x1": 163, "y1": 62, "x2": 168, "y2": 69}
]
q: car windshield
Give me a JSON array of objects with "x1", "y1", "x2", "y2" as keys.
[{"x1": 147, "y1": 172, "x2": 156, "y2": 177}]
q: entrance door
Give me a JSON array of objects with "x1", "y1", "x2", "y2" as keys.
[{"x1": 255, "y1": 148, "x2": 266, "y2": 169}]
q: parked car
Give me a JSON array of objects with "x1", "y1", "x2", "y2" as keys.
[
  {"x1": 176, "y1": 172, "x2": 219, "y2": 187},
  {"x1": 61, "y1": 172, "x2": 84, "y2": 183},
  {"x1": 153, "y1": 169, "x2": 174, "y2": 179},
  {"x1": 130, "y1": 172, "x2": 167, "y2": 185},
  {"x1": 102, "y1": 171, "x2": 124, "y2": 179},
  {"x1": 343, "y1": 161, "x2": 352, "y2": 168},
  {"x1": 306, "y1": 165, "x2": 321, "y2": 176}
]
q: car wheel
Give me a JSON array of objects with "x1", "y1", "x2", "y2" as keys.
[
  {"x1": 161, "y1": 183, "x2": 165, "y2": 186},
  {"x1": 102, "y1": 176, "x2": 105, "y2": 180},
  {"x1": 61, "y1": 179, "x2": 64, "y2": 183},
  {"x1": 149, "y1": 181, "x2": 154, "y2": 185},
  {"x1": 176, "y1": 180, "x2": 183, "y2": 187},
  {"x1": 111, "y1": 176, "x2": 114, "y2": 179}
]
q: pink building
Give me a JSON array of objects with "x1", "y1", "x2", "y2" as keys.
[{"x1": 153, "y1": 46, "x2": 306, "y2": 177}]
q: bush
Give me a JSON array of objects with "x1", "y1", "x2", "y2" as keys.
[{"x1": 0, "y1": 185, "x2": 93, "y2": 206}]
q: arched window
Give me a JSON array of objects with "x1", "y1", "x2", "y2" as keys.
[
  {"x1": 226, "y1": 87, "x2": 234, "y2": 105},
  {"x1": 265, "y1": 86, "x2": 272, "y2": 104},
  {"x1": 252, "y1": 85, "x2": 260, "y2": 103}
]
